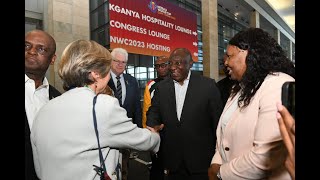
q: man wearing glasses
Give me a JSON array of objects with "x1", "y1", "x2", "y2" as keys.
[
  {"x1": 108, "y1": 47, "x2": 142, "y2": 180},
  {"x1": 109, "y1": 47, "x2": 142, "y2": 128},
  {"x1": 142, "y1": 56, "x2": 170, "y2": 128},
  {"x1": 142, "y1": 56, "x2": 169, "y2": 180},
  {"x1": 25, "y1": 30, "x2": 61, "y2": 180}
]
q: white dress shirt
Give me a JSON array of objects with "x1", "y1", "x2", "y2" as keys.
[
  {"x1": 25, "y1": 74, "x2": 50, "y2": 128},
  {"x1": 173, "y1": 70, "x2": 191, "y2": 120}
]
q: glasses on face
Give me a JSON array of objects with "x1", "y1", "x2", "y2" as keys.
[
  {"x1": 25, "y1": 42, "x2": 50, "y2": 56},
  {"x1": 154, "y1": 63, "x2": 168, "y2": 69},
  {"x1": 113, "y1": 59, "x2": 127, "y2": 65}
]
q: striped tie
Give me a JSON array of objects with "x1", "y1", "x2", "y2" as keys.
[{"x1": 116, "y1": 76, "x2": 122, "y2": 105}]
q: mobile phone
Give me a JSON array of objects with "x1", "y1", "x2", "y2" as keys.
[{"x1": 281, "y1": 81, "x2": 295, "y2": 118}]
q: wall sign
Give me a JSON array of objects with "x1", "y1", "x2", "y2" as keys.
[{"x1": 109, "y1": 0, "x2": 199, "y2": 61}]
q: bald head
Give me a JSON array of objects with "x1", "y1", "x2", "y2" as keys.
[
  {"x1": 25, "y1": 30, "x2": 57, "y2": 84},
  {"x1": 168, "y1": 48, "x2": 193, "y2": 84},
  {"x1": 25, "y1": 30, "x2": 56, "y2": 56},
  {"x1": 169, "y1": 48, "x2": 193, "y2": 63}
]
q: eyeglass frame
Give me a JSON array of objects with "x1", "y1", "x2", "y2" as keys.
[
  {"x1": 154, "y1": 62, "x2": 168, "y2": 69},
  {"x1": 25, "y1": 42, "x2": 51, "y2": 56},
  {"x1": 112, "y1": 59, "x2": 127, "y2": 65}
]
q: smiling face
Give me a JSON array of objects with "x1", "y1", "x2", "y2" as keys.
[
  {"x1": 111, "y1": 53, "x2": 127, "y2": 76},
  {"x1": 224, "y1": 45, "x2": 248, "y2": 81},
  {"x1": 168, "y1": 48, "x2": 193, "y2": 84}
]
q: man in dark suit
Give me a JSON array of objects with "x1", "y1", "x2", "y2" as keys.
[
  {"x1": 108, "y1": 47, "x2": 142, "y2": 127},
  {"x1": 217, "y1": 54, "x2": 236, "y2": 107},
  {"x1": 25, "y1": 30, "x2": 61, "y2": 180},
  {"x1": 108, "y1": 48, "x2": 143, "y2": 180},
  {"x1": 147, "y1": 48, "x2": 223, "y2": 180}
]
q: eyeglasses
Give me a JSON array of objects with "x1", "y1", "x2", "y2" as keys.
[
  {"x1": 113, "y1": 59, "x2": 127, "y2": 65},
  {"x1": 25, "y1": 42, "x2": 50, "y2": 56},
  {"x1": 167, "y1": 61, "x2": 183, "y2": 67},
  {"x1": 154, "y1": 63, "x2": 168, "y2": 69}
]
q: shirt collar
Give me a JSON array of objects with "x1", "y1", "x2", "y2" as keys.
[
  {"x1": 111, "y1": 71, "x2": 123, "y2": 79},
  {"x1": 25, "y1": 74, "x2": 49, "y2": 88}
]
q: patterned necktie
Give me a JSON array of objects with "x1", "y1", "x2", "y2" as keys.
[{"x1": 116, "y1": 76, "x2": 122, "y2": 105}]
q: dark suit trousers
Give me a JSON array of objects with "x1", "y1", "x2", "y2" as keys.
[
  {"x1": 121, "y1": 149, "x2": 130, "y2": 180},
  {"x1": 149, "y1": 152, "x2": 164, "y2": 180},
  {"x1": 164, "y1": 161, "x2": 208, "y2": 180}
]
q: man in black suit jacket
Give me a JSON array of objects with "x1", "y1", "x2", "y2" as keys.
[
  {"x1": 25, "y1": 30, "x2": 61, "y2": 180},
  {"x1": 147, "y1": 48, "x2": 223, "y2": 180},
  {"x1": 108, "y1": 47, "x2": 142, "y2": 180},
  {"x1": 217, "y1": 55, "x2": 236, "y2": 107}
]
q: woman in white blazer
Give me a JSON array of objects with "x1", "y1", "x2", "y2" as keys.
[
  {"x1": 208, "y1": 28, "x2": 295, "y2": 180},
  {"x1": 31, "y1": 40, "x2": 161, "y2": 180}
]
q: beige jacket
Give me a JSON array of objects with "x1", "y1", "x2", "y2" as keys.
[{"x1": 211, "y1": 72, "x2": 294, "y2": 180}]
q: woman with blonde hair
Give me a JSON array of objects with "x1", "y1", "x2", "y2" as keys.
[{"x1": 31, "y1": 40, "x2": 160, "y2": 180}]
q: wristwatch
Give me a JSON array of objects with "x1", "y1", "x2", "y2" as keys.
[{"x1": 217, "y1": 169, "x2": 222, "y2": 180}]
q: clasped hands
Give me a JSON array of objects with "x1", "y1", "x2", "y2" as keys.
[{"x1": 146, "y1": 124, "x2": 164, "y2": 134}]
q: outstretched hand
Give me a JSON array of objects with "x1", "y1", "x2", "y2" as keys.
[{"x1": 276, "y1": 102, "x2": 295, "y2": 180}]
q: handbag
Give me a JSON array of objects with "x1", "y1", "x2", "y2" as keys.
[{"x1": 92, "y1": 95, "x2": 111, "y2": 180}]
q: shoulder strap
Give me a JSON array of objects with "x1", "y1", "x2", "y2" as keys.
[{"x1": 92, "y1": 95, "x2": 109, "y2": 179}]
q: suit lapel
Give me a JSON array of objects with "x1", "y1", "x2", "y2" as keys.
[
  {"x1": 179, "y1": 72, "x2": 196, "y2": 122},
  {"x1": 167, "y1": 79, "x2": 178, "y2": 120},
  {"x1": 123, "y1": 74, "x2": 130, "y2": 107},
  {"x1": 48, "y1": 85, "x2": 60, "y2": 100},
  {"x1": 108, "y1": 78, "x2": 116, "y2": 92}
]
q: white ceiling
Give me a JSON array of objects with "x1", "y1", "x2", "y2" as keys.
[
  {"x1": 265, "y1": 0, "x2": 295, "y2": 32},
  {"x1": 216, "y1": 0, "x2": 295, "y2": 33}
]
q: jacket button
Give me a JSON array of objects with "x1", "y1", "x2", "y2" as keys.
[{"x1": 225, "y1": 147, "x2": 230, "y2": 151}]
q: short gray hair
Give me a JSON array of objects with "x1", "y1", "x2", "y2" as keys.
[{"x1": 111, "y1": 48, "x2": 128, "y2": 61}]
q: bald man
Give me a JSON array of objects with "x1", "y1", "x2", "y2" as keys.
[
  {"x1": 147, "y1": 48, "x2": 223, "y2": 180},
  {"x1": 25, "y1": 30, "x2": 61, "y2": 180}
]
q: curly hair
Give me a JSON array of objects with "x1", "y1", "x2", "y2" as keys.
[{"x1": 229, "y1": 28, "x2": 295, "y2": 108}]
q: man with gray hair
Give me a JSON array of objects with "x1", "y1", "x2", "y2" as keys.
[{"x1": 108, "y1": 47, "x2": 142, "y2": 180}]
